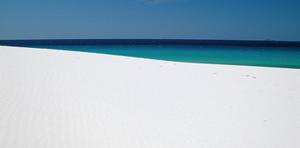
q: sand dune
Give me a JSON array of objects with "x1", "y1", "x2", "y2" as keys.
[{"x1": 0, "y1": 45, "x2": 300, "y2": 148}]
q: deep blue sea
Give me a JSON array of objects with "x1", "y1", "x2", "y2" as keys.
[{"x1": 1, "y1": 39, "x2": 300, "y2": 68}]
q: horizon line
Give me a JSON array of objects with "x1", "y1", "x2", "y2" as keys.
[
  {"x1": 1, "y1": 38, "x2": 300, "y2": 48},
  {"x1": 0, "y1": 38, "x2": 300, "y2": 42}
]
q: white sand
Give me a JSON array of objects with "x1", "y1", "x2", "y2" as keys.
[{"x1": 0, "y1": 45, "x2": 300, "y2": 148}]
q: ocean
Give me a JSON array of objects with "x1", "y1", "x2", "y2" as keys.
[{"x1": 1, "y1": 39, "x2": 300, "y2": 68}]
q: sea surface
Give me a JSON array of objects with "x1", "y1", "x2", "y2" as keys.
[
  {"x1": 1, "y1": 39, "x2": 300, "y2": 68},
  {"x1": 31, "y1": 44, "x2": 300, "y2": 68}
]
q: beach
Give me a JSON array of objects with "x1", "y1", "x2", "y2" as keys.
[{"x1": 0, "y1": 45, "x2": 300, "y2": 147}]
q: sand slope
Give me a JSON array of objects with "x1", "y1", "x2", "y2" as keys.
[{"x1": 0, "y1": 46, "x2": 300, "y2": 148}]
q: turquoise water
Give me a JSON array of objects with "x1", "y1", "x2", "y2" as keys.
[{"x1": 32, "y1": 45, "x2": 300, "y2": 68}]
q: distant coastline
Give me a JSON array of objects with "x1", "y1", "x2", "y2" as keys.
[{"x1": 1, "y1": 39, "x2": 300, "y2": 47}]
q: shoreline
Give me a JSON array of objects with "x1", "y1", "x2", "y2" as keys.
[
  {"x1": 3, "y1": 44, "x2": 300, "y2": 69},
  {"x1": 1, "y1": 45, "x2": 300, "y2": 147}
]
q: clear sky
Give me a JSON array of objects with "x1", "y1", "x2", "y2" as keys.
[{"x1": 1, "y1": 0, "x2": 300, "y2": 41}]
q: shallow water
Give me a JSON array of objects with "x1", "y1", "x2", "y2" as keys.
[{"x1": 31, "y1": 44, "x2": 300, "y2": 68}]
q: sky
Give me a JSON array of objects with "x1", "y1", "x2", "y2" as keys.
[{"x1": 0, "y1": 0, "x2": 300, "y2": 41}]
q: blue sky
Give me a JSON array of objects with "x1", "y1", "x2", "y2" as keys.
[{"x1": 1, "y1": 0, "x2": 300, "y2": 40}]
